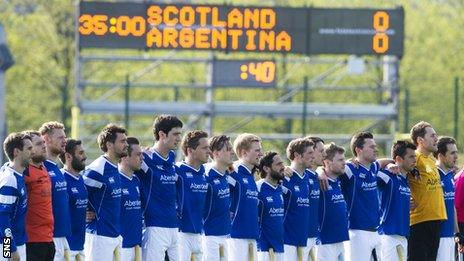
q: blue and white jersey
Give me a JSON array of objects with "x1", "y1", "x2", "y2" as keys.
[
  {"x1": 257, "y1": 180, "x2": 285, "y2": 253},
  {"x1": 0, "y1": 166, "x2": 27, "y2": 252},
  {"x1": 136, "y1": 150, "x2": 178, "y2": 228},
  {"x1": 44, "y1": 159, "x2": 71, "y2": 237},
  {"x1": 306, "y1": 169, "x2": 321, "y2": 238},
  {"x1": 203, "y1": 167, "x2": 232, "y2": 236},
  {"x1": 176, "y1": 162, "x2": 208, "y2": 234},
  {"x1": 282, "y1": 171, "x2": 310, "y2": 247},
  {"x1": 229, "y1": 163, "x2": 259, "y2": 239},
  {"x1": 63, "y1": 170, "x2": 88, "y2": 251},
  {"x1": 377, "y1": 170, "x2": 410, "y2": 237},
  {"x1": 439, "y1": 168, "x2": 455, "y2": 238},
  {"x1": 340, "y1": 161, "x2": 381, "y2": 230},
  {"x1": 120, "y1": 172, "x2": 142, "y2": 248},
  {"x1": 83, "y1": 156, "x2": 121, "y2": 237},
  {"x1": 318, "y1": 177, "x2": 349, "y2": 245}
]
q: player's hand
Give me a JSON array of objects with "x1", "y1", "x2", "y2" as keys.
[
  {"x1": 86, "y1": 210, "x2": 96, "y2": 223},
  {"x1": 318, "y1": 168, "x2": 329, "y2": 191},
  {"x1": 409, "y1": 168, "x2": 421, "y2": 181},
  {"x1": 386, "y1": 163, "x2": 400, "y2": 174},
  {"x1": 409, "y1": 198, "x2": 417, "y2": 211},
  {"x1": 350, "y1": 158, "x2": 360, "y2": 169},
  {"x1": 11, "y1": 251, "x2": 19, "y2": 261},
  {"x1": 284, "y1": 166, "x2": 293, "y2": 178},
  {"x1": 454, "y1": 233, "x2": 464, "y2": 252}
]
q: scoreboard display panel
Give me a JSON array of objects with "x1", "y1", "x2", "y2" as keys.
[{"x1": 78, "y1": 1, "x2": 404, "y2": 56}]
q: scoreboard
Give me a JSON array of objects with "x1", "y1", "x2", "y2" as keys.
[{"x1": 78, "y1": 2, "x2": 404, "y2": 56}]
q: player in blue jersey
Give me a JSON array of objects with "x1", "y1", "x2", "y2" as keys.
[
  {"x1": 0, "y1": 133, "x2": 32, "y2": 261},
  {"x1": 60, "y1": 139, "x2": 88, "y2": 261},
  {"x1": 256, "y1": 151, "x2": 286, "y2": 261},
  {"x1": 282, "y1": 138, "x2": 312, "y2": 260},
  {"x1": 377, "y1": 140, "x2": 416, "y2": 261},
  {"x1": 118, "y1": 137, "x2": 143, "y2": 261},
  {"x1": 83, "y1": 124, "x2": 128, "y2": 260},
  {"x1": 316, "y1": 143, "x2": 349, "y2": 261},
  {"x1": 39, "y1": 121, "x2": 71, "y2": 261},
  {"x1": 228, "y1": 133, "x2": 263, "y2": 261},
  {"x1": 203, "y1": 135, "x2": 234, "y2": 261},
  {"x1": 304, "y1": 136, "x2": 325, "y2": 259},
  {"x1": 135, "y1": 115, "x2": 183, "y2": 261},
  {"x1": 176, "y1": 130, "x2": 209, "y2": 261},
  {"x1": 341, "y1": 132, "x2": 383, "y2": 260},
  {"x1": 434, "y1": 136, "x2": 459, "y2": 261}
]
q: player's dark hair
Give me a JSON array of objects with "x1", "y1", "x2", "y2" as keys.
[
  {"x1": 286, "y1": 138, "x2": 313, "y2": 161},
  {"x1": 258, "y1": 151, "x2": 279, "y2": 179},
  {"x1": 4, "y1": 132, "x2": 31, "y2": 161},
  {"x1": 350, "y1": 131, "x2": 374, "y2": 157},
  {"x1": 59, "y1": 139, "x2": 82, "y2": 163},
  {"x1": 181, "y1": 130, "x2": 208, "y2": 156},
  {"x1": 391, "y1": 140, "x2": 417, "y2": 159},
  {"x1": 434, "y1": 136, "x2": 456, "y2": 158},
  {"x1": 410, "y1": 121, "x2": 433, "y2": 146},
  {"x1": 153, "y1": 115, "x2": 183, "y2": 141},
  {"x1": 97, "y1": 124, "x2": 127, "y2": 152},
  {"x1": 324, "y1": 142, "x2": 345, "y2": 161},
  {"x1": 126, "y1": 137, "x2": 140, "y2": 157}
]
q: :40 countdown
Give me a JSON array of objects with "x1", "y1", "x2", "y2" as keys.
[
  {"x1": 240, "y1": 61, "x2": 276, "y2": 84},
  {"x1": 213, "y1": 60, "x2": 277, "y2": 88}
]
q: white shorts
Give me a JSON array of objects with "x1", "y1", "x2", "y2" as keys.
[
  {"x1": 437, "y1": 237, "x2": 455, "y2": 261},
  {"x1": 0, "y1": 244, "x2": 26, "y2": 261},
  {"x1": 83, "y1": 233, "x2": 122, "y2": 261},
  {"x1": 257, "y1": 251, "x2": 284, "y2": 261},
  {"x1": 120, "y1": 246, "x2": 141, "y2": 261},
  {"x1": 316, "y1": 242, "x2": 345, "y2": 261},
  {"x1": 202, "y1": 235, "x2": 228, "y2": 261},
  {"x1": 345, "y1": 229, "x2": 380, "y2": 261},
  {"x1": 53, "y1": 237, "x2": 70, "y2": 261},
  {"x1": 178, "y1": 232, "x2": 202, "y2": 261},
  {"x1": 379, "y1": 234, "x2": 408, "y2": 261},
  {"x1": 142, "y1": 226, "x2": 178, "y2": 261},
  {"x1": 284, "y1": 244, "x2": 312, "y2": 261},
  {"x1": 69, "y1": 250, "x2": 85, "y2": 261},
  {"x1": 227, "y1": 238, "x2": 257, "y2": 261}
]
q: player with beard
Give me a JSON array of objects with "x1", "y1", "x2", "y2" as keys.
[
  {"x1": 60, "y1": 139, "x2": 88, "y2": 261},
  {"x1": 434, "y1": 136, "x2": 459, "y2": 261},
  {"x1": 135, "y1": 115, "x2": 183, "y2": 261},
  {"x1": 316, "y1": 143, "x2": 349, "y2": 261},
  {"x1": 119, "y1": 137, "x2": 143, "y2": 261},
  {"x1": 22, "y1": 131, "x2": 54, "y2": 261},
  {"x1": 203, "y1": 135, "x2": 234, "y2": 261},
  {"x1": 228, "y1": 133, "x2": 263, "y2": 261},
  {"x1": 256, "y1": 151, "x2": 286, "y2": 261},
  {"x1": 0, "y1": 132, "x2": 32, "y2": 261},
  {"x1": 176, "y1": 131, "x2": 209, "y2": 261},
  {"x1": 39, "y1": 121, "x2": 71, "y2": 261},
  {"x1": 282, "y1": 138, "x2": 312, "y2": 260},
  {"x1": 83, "y1": 124, "x2": 128, "y2": 260},
  {"x1": 408, "y1": 122, "x2": 447, "y2": 260}
]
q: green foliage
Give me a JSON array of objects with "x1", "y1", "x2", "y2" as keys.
[{"x1": 1, "y1": 0, "x2": 464, "y2": 159}]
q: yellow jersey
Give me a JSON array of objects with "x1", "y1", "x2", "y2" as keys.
[{"x1": 408, "y1": 151, "x2": 447, "y2": 225}]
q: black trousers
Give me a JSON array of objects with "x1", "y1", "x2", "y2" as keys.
[
  {"x1": 26, "y1": 242, "x2": 55, "y2": 261},
  {"x1": 407, "y1": 220, "x2": 441, "y2": 261}
]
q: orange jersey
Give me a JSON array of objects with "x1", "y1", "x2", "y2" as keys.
[{"x1": 25, "y1": 164, "x2": 54, "y2": 242}]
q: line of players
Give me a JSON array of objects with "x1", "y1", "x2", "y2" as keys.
[{"x1": 0, "y1": 115, "x2": 461, "y2": 261}]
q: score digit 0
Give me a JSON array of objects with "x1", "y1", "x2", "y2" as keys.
[{"x1": 372, "y1": 11, "x2": 389, "y2": 54}]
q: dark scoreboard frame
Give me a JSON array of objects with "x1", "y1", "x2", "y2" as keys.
[{"x1": 78, "y1": 1, "x2": 404, "y2": 56}]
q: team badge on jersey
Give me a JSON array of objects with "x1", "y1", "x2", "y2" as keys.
[
  {"x1": 243, "y1": 178, "x2": 249, "y2": 184},
  {"x1": 213, "y1": 179, "x2": 220, "y2": 185},
  {"x1": 71, "y1": 187, "x2": 78, "y2": 194},
  {"x1": 186, "y1": 172, "x2": 193, "y2": 178},
  {"x1": 48, "y1": 171, "x2": 56, "y2": 177},
  {"x1": 295, "y1": 186, "x2": 300, "y2": 192},
  {"x1": 109, "y1": 177, "x2": 115, "y2": 184},
  {"x1": 266, "y1": 196, "x2": 273, "y2": 202}
]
